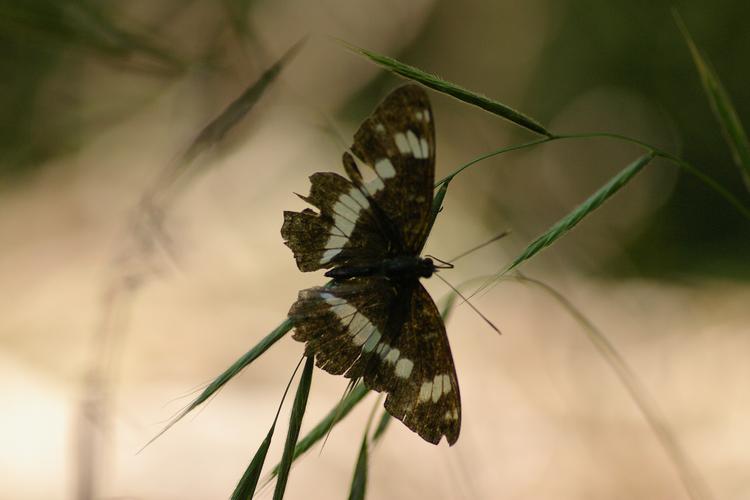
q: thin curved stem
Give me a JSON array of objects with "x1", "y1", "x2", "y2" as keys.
[
  {"x1": 435, "y1": 137, "x2": 553, "y2": 186},
  {"x1": 438, "y1": 132, "x2": 750, "y2": 223},
  {"x1": 551, "y1": 131, "x2": 662, "y2": 152},
  {"x1": 507, "y1": 272, "x2": 713, "y2": 500}
]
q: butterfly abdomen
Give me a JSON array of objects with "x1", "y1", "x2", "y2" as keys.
[{"x1": 324, "y1": 256, "x2": 435, "y2": 281}]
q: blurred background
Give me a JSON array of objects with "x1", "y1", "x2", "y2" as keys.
[{"x1": 2, "y1": 1, "x2": 749, "y2": 499}]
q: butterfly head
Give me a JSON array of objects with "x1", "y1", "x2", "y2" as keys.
[
  {"x1": 417, "y1": 257, "x2": 436, "y2": 278},
  {"x1": 413, "y1": 255, "x2": 454, "y2": 279}
]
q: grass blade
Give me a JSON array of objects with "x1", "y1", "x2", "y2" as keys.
[
  {"x1": 343, "y1": 42, "x2": 551, "y2": 137},
  {"x1": 347, "y1": 437, "x2": 368, "y2": 500},
  {"x1": 505, "y1": 152, "x2": 654, "y2": 273},
  {"x1": 142, "y1": 318, "x2": 293, "y2": 450},
  {"x1": 674, "y1": 12, "x2": 750, "y2": 191},
  {"x1": 231, "y1": 357, "x2": 306, "y2": 500},
  {"x1": 346, "y1": 392, "x2": 382, "y2": 500},
  {"x1": 370, "y1": 411, "x2": 392, "y2": 443},
  {"x1": 150, "y1": 38, "x2": 306, "y2": 204},
  {"x1": 423, "y1": 178, "x2": 451, "y2": 245},
  {"x1": 182, "y1": 38, "x2": 305, "y2": 164},
  {"x1": 509, "y1": 273, "x2": 713, "y2": 500},
  {"x1": 232, "y1": 425, "x2": 275, "y2": 500},
  {"x1": 265, "y1": 383, "x2": 370, "y2": 482},
  {"x1": 273, "y1": 356, "x2": 315, "y2": 500}
]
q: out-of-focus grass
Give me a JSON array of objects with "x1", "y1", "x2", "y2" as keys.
[
  {"x1": 675, "y1": 12, "x2": 750, "y2": 192},
  {"x1": 0, "y1": 0, "x2": 183, "y2": 176},
  {"x1": 272, "y1": 356, "x2": 314, "y2": 500}
]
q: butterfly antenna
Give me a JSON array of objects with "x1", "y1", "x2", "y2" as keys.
[
  {"x1": 448, "y1": 230, "x2": 510, "y2": 264},
  {"x1": 434, "y1": 272, "x2": 502, "y2": 335},
  {"x1": 319, "y1": 378, "x2": 360, "y2": 455},
  {"x1": 425, "y1": 254, "x2": 454, "y2": 269}
]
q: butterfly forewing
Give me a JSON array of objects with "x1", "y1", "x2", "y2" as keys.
[
  {"x1": 348, "y1": 84, "x2": 436, "y2": 254},
  {"x1": 282, "y1": 85, "x2": 436, "y2": 272},
  {"x1": 281, "y1": 172, "x2": 389, "y2": 271}
]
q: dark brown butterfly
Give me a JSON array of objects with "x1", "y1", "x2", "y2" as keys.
[{"x1": 281, "y1": 85, "x2": 460, "y2": 445}]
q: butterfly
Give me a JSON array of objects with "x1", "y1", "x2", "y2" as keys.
[{"x1": 281, "y1": 85, "x2": 460, "y2": 445}]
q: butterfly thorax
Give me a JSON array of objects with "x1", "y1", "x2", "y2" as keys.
[{"x1": 324, "y1": 256, "x2": 435, "y2": 281}]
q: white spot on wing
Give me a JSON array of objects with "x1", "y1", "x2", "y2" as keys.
[
  {"x1": 362, "y1": 329, "x2": 381, "y2": 352},
  {"x1": 352, "y1": 321, "x2": 375, "y2": 346},
  {"x1": 348, "y1": 188, "x2": 370, "y2": 209},
  {"x1": 334, "y1": 216, "x2": 355, "y2": 237},
  {"x1": 374, "y1": 123, "x2": 386, "y2": 133},
  {"x1": 406, "y1": 131, "x2": 425, "y2": 159},
  {"x1": 323, "y1": 296, "x2": 382, "y2": 351},
  {"x1": 320, "y1": 248, "x2": 340, "y2": 264},
  {"x1": 394, "y1": 132, "x2": 410, "y2": 154},
  {"x1": 325, "y1": 235, "x2": 348, "y2": 249},
  {"x1": 442, "y1": 374, "x2": 452, "y2": 394},
  {"x1": 395, "y1": 358, "x2": 413, "y2": 378},
  {"x1": 431, "y1": 374, "x2": 443, "y2": 402},
  {"x1": 338, "y1": 194, "x2": 360, "y2": 212},
  {"x1": 348, "y1": 313, "x2": 369, "y2": 338},
  {"x1": 419, "y1": 137, "x2": 429, "y2": 159},
  {"x1": 322, "y1": 195, "x2": 360, "y2": 263},
  {"x1": 384, "y1": 348, "x2": 400, "y2": 365},
  {"x1": 415, "y1": 111, "x2": 423, "y2": 121},
  {"x1": 329, "y1": 302, "x2": 356, "y2": 319},
  {"x1": 333, "y1": 201, "x2": 358, "y2": 221},
  {"x1": 419, "y1": 381, "x2": 432, "y2": 402},
  {"x1": 375, "y1": 158, "x2": 396, "y2": 179},
  {"x1": 366, "y1": 176, "x2": 385, "y2": 194},
  {"x1": 322, "y1": 293, "x2": 345, "y2": 305},
  {"x1": 424, "y1": 110, "x2": 431, "y2": 123},
  {"x1": 377, "y1": 343, "x2": 391, "y2": 358}
]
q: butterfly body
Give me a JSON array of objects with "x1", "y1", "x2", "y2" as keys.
[
  {"x1": 282, "y1": 85, "x2": 461, "y2": 445},
  {"x1": 324, "y1": 256, "x2": 435, "y2": 281}
]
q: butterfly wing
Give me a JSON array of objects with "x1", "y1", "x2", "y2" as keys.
[
  {"x1": 347, "y1": 84, "x2": 436, "y2": 254},
  {"x1": 281, "y1": 84, "x2": 436, "y2": 271},
  {"x1": 289, "y1": 278, "x2": 461, "y2": 445},
  {"x1": 376, "y1": 282, "x2": 461, "y2": 446},
  {"x1": 281, "y1": 171, "x2": 390, "y2": 271},
  {"x1": 289, "y1": 277, "x2": 396, "y2": 375}
]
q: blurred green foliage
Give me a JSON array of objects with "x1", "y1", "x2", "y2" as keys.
[
  {"x1": 0, "y1": 0, "x2": 182, "y2": 175},
  {"x1": 524, "y1": 1, "x2": 750, "y2": 277}
]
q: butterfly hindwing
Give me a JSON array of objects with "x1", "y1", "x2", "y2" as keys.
[
  {"x1": 378, "y1": 282, "x2": 460, "y2": 446},
  {"x1": 289, "y1": 277, "x2": 395, "y2": 375},
  {"x1": 288, "y1": 278, "x2": 461, "y2": 445},
  {"x1": 348, "y1": 84, "x2": 436, "y2": 254}
]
